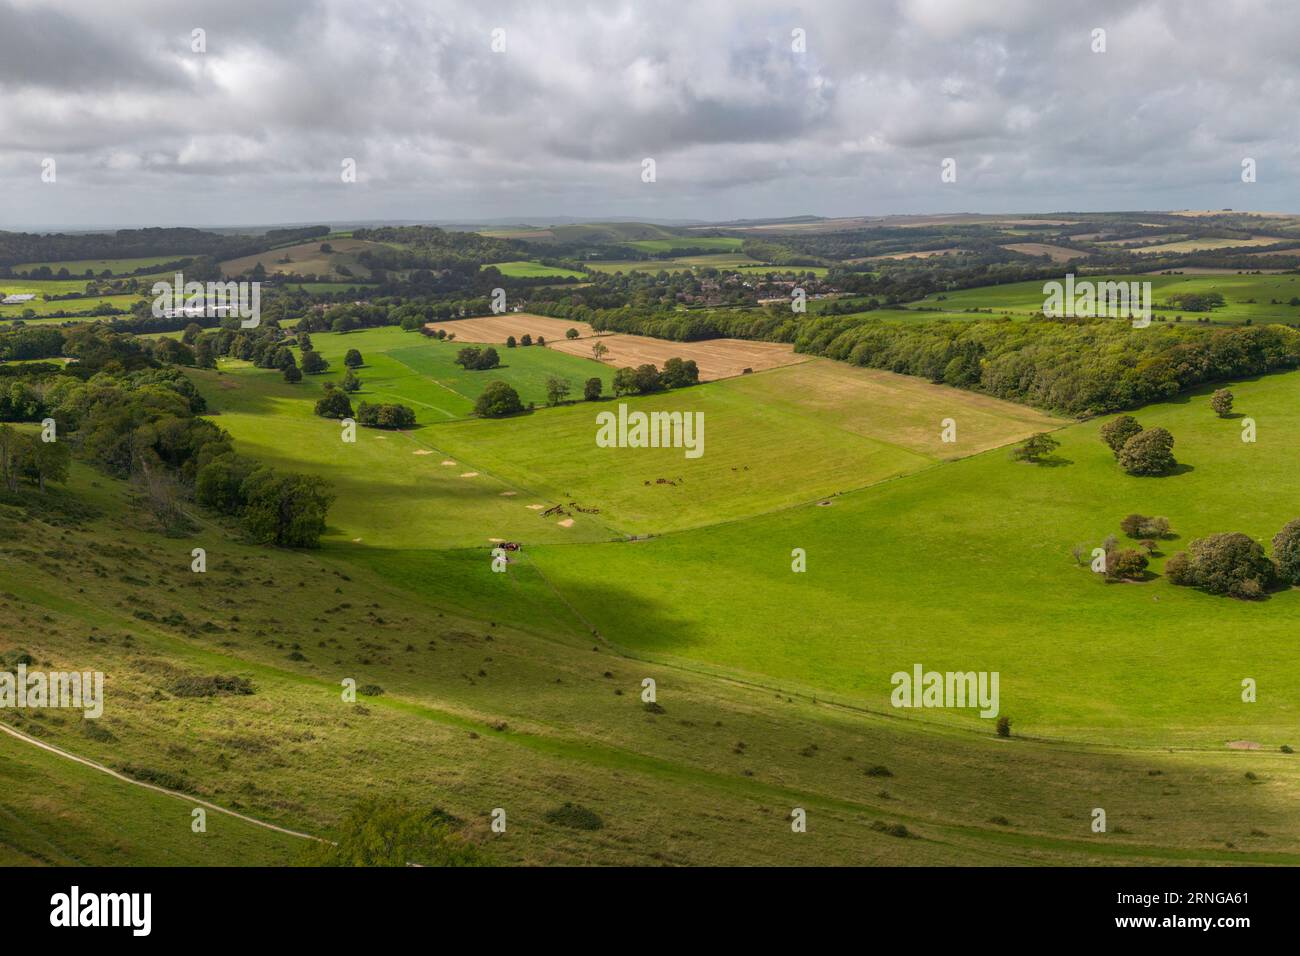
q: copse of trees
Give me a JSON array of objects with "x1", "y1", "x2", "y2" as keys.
[
  {"x1": 355, "y1": 401, "x2": 416, "y2": 429},
  {"x1": 0, "y1": 424, "x2": 70, "y2": 493},
  {"x1": 454, "y1": 346, "x2": 501, "y2": 371},
  {"x1": 1120, "y1": 514, "x2": 1171, "y2": 539}
]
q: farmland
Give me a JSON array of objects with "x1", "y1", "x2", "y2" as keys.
[{"x1": 4, "y1": 209, "x2": 1300, "y2": 871}]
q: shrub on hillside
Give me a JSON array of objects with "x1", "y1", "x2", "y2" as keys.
[
  {"x1": 1165, "y1": 532, "x2": 1274, "y2": 598},
  {"x1": 301, "y1": 799, "x2": 490, "y2": 867},
  {"x1": 1210, "y1": 388, "x2": 1234, "y2": 417},
  {"x1": 1106, "y1": 549, "x2": 1148, "y2": 581},
  {"x1": 1271, "y1": 518, "x2": 1300, "y2": 586},
  {"x1": 473, "y1": 381, "x2": 524, "y2": 418},
  {"x1": 1100, "y1": 415, "x2": 1143, "y2": 457},
  {"x1": 1118, "y1": 427, "x2": 1177, "y2": 476}
]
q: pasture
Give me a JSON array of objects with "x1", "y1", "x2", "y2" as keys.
[{"x1": 528, "y1": 369, "x2": 1300, "y2": 747}]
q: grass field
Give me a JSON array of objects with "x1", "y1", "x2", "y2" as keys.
[
  {"x1": 625, "y1": 237, "x2": 745, "y2": 253},
  {"x1": 0, "y1": 293, "x2": 143, "y2": 319},
  {"x1": 586, "y1": 254, "x2": 765, "y2": 274},
  {"x1": 527, "y1": 370, "x2": 1300, "y2": 747},
  {"x1": 428, "y1": 358, "x2": 1062, "y2": 535},
  {"x1": 487, "y1": 261, "x2": 586, "y2": 279}
]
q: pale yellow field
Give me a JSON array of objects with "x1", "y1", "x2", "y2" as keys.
[
  {"x1": 424, "y1": 312, "x2": 595, "y2": 342},
  {"x1": 548, "y1": 332, "x2": 807, "y2": 381}
]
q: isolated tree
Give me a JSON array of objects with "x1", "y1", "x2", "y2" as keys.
[
  {"x1": 239, "y1": 468, "x2": 333, "y2": 548},
  {"x1": 344, "y1": 348, "x2": 364, "y2": 368},
  {"x1": 537, "y1": 335, "x2": 546, "y2": 346},
  {"x1": 301, "y1": 350, "x2": 329, "y2": 375},
  {"x1": 591, "y1": 341, "x2": 609, "y2": 361},
  {"x1": 520, "y1": 333, "x2": 533, "y2": 347},
  {"x1": 314, "y1": 388, "x2": 353, "y2": 419},
  {"x1": 1100, "y1": 415, "x2": 1143, "y2": 457},
  {"x1": 545, "y1": 376, "x2": 571, "y2": 406},
  {"x1": 1118, "y1": 427, "x2": 1177, "y2": 476},
  {"x1": 456, "y1": 346, "x2": 483, "y2": 369},
  {"x1": 473, "y1": 381, "x2": 524, "y2": 418},
  {"x1": 583, "y1": 377, "x2": 603, "y2": 402},
  {"x1": 1166, "y1": 532, "x2": 1274, "y2": 598},
  {"x1": 282, "y1": 363, "x2": 302, "y2": 384},
  {"x1": 1272, "y1": 518, "x2": 1300, "y2": 586},
  {"x1": 1010, "y1": 432, "x2": 1060, "y2": 463},
  {"x1": 506, "y1": 335, "x2": 517, "y2": 348},
  {"x1": 342, "y1": 369, "x2": 361, "y2": 392},
  {"x1": 1210, "y1": 388, "x2": 1234, "y2": 418},
  {"x1": 565, "y1": 327, "x2": 580, "y2": 340}
]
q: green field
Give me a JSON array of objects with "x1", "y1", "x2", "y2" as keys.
[
  {"x1": 586, "y1": 254, "x2": 766, "y2": 274},
  {"x1": 526, "y1": 370, "x2": 1300, "y2": 747},
  {"x1": 626, "y1": 237, "x2": 745, "y2": 253},
  {"x1": 0, "y1": 293, "x2": 143, "y2": 319},
  {"x1": 911, "y1": 272, "x2": 1300, "y2": 323},
  {"x1": 487, "y1": 261, "x2": 586, "y2": 279}
]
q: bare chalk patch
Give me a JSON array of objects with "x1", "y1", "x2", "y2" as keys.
[
  {"x1": 527, "y1": 504, "x2": 545, "y2": 510},
  {"x1": 499, "y1": 490, "x2": 517, "y2": 497},
  {"x1": 413, "y1": 449, "x2": 433, "y2": 456},
  {"x1": 557, "y1": 518, "x2": 575, "y2": 528},
  {"x1": 441, "y1": 460, "x2": 457, "y2": 466},
  {"x1": 460, "y1": 471, "x2": 479, "y2": 478}
]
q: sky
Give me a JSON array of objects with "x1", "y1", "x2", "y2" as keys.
[{"x1": 1, "y1": 0, "x2": 1298, "y2": 229}]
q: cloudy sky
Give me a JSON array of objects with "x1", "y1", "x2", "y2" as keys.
[{"x1": 1, "y1": 0, "x2": 1297, "y2": 228}]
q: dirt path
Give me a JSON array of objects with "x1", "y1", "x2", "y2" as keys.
[{"x1": 0, "y1": 720, "x2": 325, "y2": 844}]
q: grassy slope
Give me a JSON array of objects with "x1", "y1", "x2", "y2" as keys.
[{"x1": 2, "y1": 463, "x2": 1296, "y2": 865}]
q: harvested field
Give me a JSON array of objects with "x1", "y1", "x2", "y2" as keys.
[
  {"x1": 424, "y1": 313, "x2": 595, "y2": 343},
  {"x1": 1003, "y1": 242, "x2": 1084, "y2": 262},
  {"x1": 547, "y1": 332, "x2": 808, "y2": 381}
]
